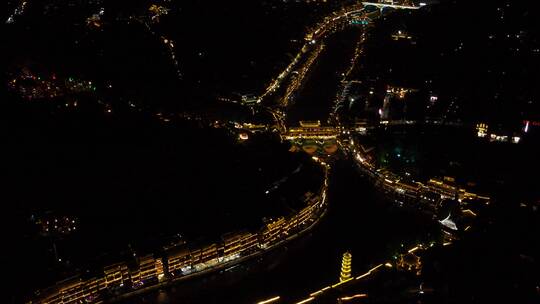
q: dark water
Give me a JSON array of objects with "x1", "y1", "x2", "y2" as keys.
[
  {"x1": 287, "y1": 27, "x2": 363, "y2": 125},
  {"x1": 118, "y1": 15, "x2": 441, "y2": 304},
  {"x1": 124, "y1": 160, "x2": 440, "y2": 304},
  {"x1": 123, "y1": 20, "x2": 439, "y2": 304}
]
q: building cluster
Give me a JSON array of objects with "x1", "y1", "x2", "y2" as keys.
[
  {"x1": 391, "y1": 30, "x2": 415, "y2": 42},
  {"x1": 353, "y1": 149, "x2": 490, "y2": 212},
  {"x1": 148, "y1": 4, "x2": 170, "y2": 23},
  {"x1": 28, "y1": 193, "x2": 325, "y2": 304},
  {"x1": 5, "y1": 0, "x2": 28, "y2": 24},
  {"x1": 261, "y1": 4, "x2": 369, "y2": 106},
  {"x1": 86, "y1": 7, "x2": 105, "y2": 28},
  {"x1": 8, "y1": 70, "x2": 96, "y2": 101},
  {"x1": 303, "y1": 4, "x2": 373, "y2": 43},
  {"x1": 284, "y1": 121, "x2": 340, "y2": 155},
  {"x1": 31, "y1": 255, "x2": 165, "y2": 304},
  {"x1": 348, "y1": 8, "x2": 380, "y2": 26},
  {"x1": 379, "y1": 86, "x2": 419, "y2": 122},
  {"x1": 240, "y1": 94, "x2": 261, "y2": 105},
  {"x1": 283, "y1": 43, "x2": 325, "y2": 107},
  {"x1": 476, "y1": 123, "x2": 522, "y2": 144}
]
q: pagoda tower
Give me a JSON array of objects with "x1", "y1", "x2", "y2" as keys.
[{"x1": 340, "y1": 251, "x2": 352, "y2": 282}]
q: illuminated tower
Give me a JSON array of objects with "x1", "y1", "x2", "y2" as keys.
[
  {"x1": 381, "y1": 92, "x2": 392, "y2": 120},
  {"x1": 340, "y1": 251, "x2": 352, "y2": 282}
]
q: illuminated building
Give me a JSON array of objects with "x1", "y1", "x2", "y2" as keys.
[
  {"x1": 86, "y1": 14, "x2": 102, "y2": 28},
  {"x1": 200, "y1": 244, "x2": 219, "y2": 263},
  {"x1": 148, "y1": 4, "x2": 169, "y2": 22},
  {"x1": 476, "y1": 123, "x2": 489, "y2": 137},
  {"x1": 381, "y1": 94, "x2": 391, "y2": 120},
  {"x1": 340, "y1": 252, "x2": 352, "y2": 282},
  {"x1": 439, "y1": 214, "x2": 458, "y2": 231},
  {"x1": 156, "y1": 258, "x2": 165, "y2": 281},
  {"x1": 397, "y1": 252, "x2": 421, "y2": 273},
  {"x1": 222, "y1": 231, "x2": 258, "y2": 256},
  {"x1": 28, "y1": 191, "x2": 327, "y2": 303},
  {"x1": 166, "y1": 247, "x2": 191, "y2": 275},
  {"x1": 284, "y1": 121, "x2": 338, "y2": 143},
  {"x1": 8, "y1": 71, "x2": 96, "y2": 101},
  {"x1": 103, "y1": 263, "x2": 130, "y2": 288},
  {"x1": 262, "y1": 217, "x2": 287, "y2": 245},
  {"x1": 137, "y1": 255, "x2": 164, "y2": 284},
  {"x1": 241, "y1": 94, "x2": 261, "y2": 105},
  {"x1": 391, "y1": 30, "x2": 414, "y2": 42},
  {"x1": 427, "y1": 178, "x2": 457, "y2": 199},
  {"x1": 239, "y1": 132, "x2": 249, "y2": 140},
  {"x1": 300, "y1": 121, "x2": 322, "y2": 128},
  {"x1": 476, "y1": 122, "x2": 524, "y2": 144},
  {"x1": 385, "y1": 86, "x2": 417, "y2": 100},
  {"x1": 379, "y1": 86, "x2": 418, "y2": 122},
  {"x1": 524, "y1": 120, "x2": 531, "y2": 133},
  {"x1": 38, "y1": 276, "x2": 98, "y2": 304}
]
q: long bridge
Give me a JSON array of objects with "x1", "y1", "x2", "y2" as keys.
[
  {"x1": 283, "y1": 121, "x2": 339, "y2": 141},
  {"x1": 362, "y1": 1, "x2": 422, "y2": 11}
]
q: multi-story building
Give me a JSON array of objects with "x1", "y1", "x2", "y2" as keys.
[
  {"x1": 28, "y1": 191, "x2": 325, "y2": 304},
  {"x1": 221, "y1": 231, "x2": 258, "y2": 257},
  {"x1": 166, "y1": 247, "x2": 191, "y2": 275},
  {"x1": 37, "y1": 277, "x2": 86, "y2": 304},
  {"x1": 136, "y1": 255, "x2": 164, "y2": 285},
  {"x1": 103, "y1": 263, "x2": 130, "y2": 288},
  {"x1": 261, "y1": 217, "x2": 287, "y2": 246}
]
